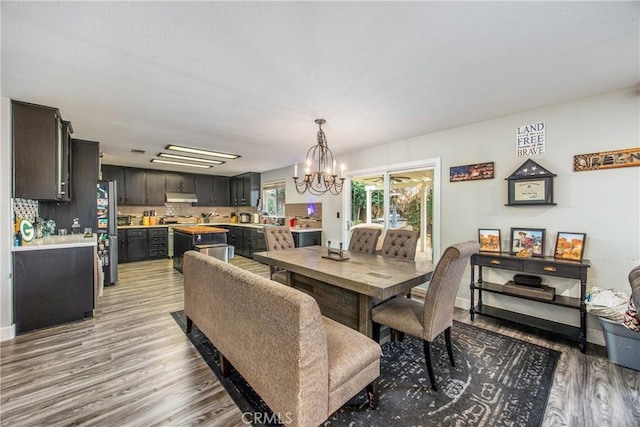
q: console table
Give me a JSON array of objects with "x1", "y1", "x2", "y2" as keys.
[{"x1": 470, "y1": 252, "x2": 590, "y2": 353}]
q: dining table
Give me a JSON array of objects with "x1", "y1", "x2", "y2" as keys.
[{"x1": 253, "y1": 245, "x2": 435, "y2": 337}]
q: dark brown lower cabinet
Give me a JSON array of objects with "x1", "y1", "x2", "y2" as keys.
[{"x1": 14, "y1": 247, "x2": 94, "y2": 334}]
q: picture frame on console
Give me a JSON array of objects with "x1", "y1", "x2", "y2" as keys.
[
  {"x1": 510, "y1": 228, "x2": 545, "y2": 257},
  {"x1": 554, "y1": 232, "x2": 586, "y2": 261},
  {"x1": 478, "y1": 229, "x2": 501, "y2": 252}
]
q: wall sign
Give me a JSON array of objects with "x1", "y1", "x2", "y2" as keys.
[
  {"x1": 573, "y1": 147, "x2": 640, "y2": 172},
  {"x1": 516, "y1": 122, "x2": 545, "y2": 157}
]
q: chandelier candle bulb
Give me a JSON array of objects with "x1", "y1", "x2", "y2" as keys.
[{"x1": 294, "y1": 163, "x2": 298, "y2": 178}]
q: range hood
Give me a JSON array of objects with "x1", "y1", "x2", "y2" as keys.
[{"x1": 165, "y1": 192, "x2": 198, "y2": 203}]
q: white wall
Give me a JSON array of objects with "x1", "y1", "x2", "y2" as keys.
[
  {"x1": 262, "y1": 88, "x2": 640, "y2": 345},
  {"x1": 1, "y1": 96, "x2": 16, "y2": 340}
]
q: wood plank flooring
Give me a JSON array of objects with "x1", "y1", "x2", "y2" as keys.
[{"x1": 1, "y1": 257, "x2": 639, "y2": 426}]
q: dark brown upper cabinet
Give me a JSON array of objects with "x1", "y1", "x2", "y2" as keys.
[{"x1": 12, "y1": 100, "x2": 71, "y2": 201}]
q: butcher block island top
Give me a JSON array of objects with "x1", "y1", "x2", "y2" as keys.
[{"x1": 172, "y1": 226, "x2": 228, "y2": 234}]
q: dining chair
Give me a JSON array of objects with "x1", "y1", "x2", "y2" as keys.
[
  {"x1": 371, "y1": 241, "x2": 480, "y2": 391},
  {"x1": 348, "y1": 227, "x2": 382, "y2": 255},
  {"x1": 263, "y1": 226, "x2": 296, "y2": 285},
  {"x1": 380, "y1": 228, "x2": 420, "y2": 261}
]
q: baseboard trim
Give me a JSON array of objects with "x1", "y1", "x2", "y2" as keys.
[{"x1": 1, "y1": 323, "x2": 16, "y2": 341}]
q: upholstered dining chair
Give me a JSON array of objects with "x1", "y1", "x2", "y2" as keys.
[
  {"x1": 380, "y1": 228, "x2": 420, "y2": 261},
  {"x1": 348, "y1": 227, "x2": 383, "y2": 255},
  {"x1": 371, "y1": 241, "x2": 480, "y2": 391},
  {"x1": 263, "y1": 226, "x2": 296, "y2": 285}
]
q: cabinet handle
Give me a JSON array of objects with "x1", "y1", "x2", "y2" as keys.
[
  {"x1": 544, "y1": 266, "x2": 557, "y2": 272},
  {"x1": 490, "y1": 260, "x2": 501, "y2": 265}
]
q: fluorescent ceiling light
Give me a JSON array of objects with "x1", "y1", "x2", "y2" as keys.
[
  {"x1": 166, "y1": 144, "x2": 240, "y2": 159},
  {"x1": 158, "y1": 153, "x2": 224, "y2": 165},
  {"x1": 151, "y1": 159, "x2": 211, "y2": 169}
]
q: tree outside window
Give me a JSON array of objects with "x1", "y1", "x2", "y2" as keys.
[{"x1": 262, "y1": 181, "x2": 285, "y2": 217}]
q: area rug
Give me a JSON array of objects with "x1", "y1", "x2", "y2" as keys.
[{"x1": 171, "y1": 311, "x2": 560, "y2": 426}]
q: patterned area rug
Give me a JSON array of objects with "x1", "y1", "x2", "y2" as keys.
[{"x1": 171, "y1": 311, "x2": 560, "y2": 426}]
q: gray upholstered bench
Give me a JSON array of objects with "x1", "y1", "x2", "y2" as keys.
[{"x1": 183, "y1": 250, "x2": 381, "y2": 427}]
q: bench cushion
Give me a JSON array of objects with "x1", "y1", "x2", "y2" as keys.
[{"x1": 323, "y1": 317, "x2": 381, "y2": 414}]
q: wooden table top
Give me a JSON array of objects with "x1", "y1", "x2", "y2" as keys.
[
  {"x1": 172, "y1": 226, "x2": 228, "y2": 235},
  {"x1": 253, "y1": 245, "x2": 434, "y2": 299}
]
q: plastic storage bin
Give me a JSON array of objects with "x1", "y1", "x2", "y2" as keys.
[{"x1": 599, "y1": 317, "x2": 640, "y2": 371}]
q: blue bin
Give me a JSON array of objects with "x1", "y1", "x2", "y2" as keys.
[{"x1": 599, "y1": 317, "x2": 640, "y2": 371}]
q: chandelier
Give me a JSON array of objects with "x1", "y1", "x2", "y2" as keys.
[{"x1": 293, "y1": 119, "x2": 345, "y2": 195}]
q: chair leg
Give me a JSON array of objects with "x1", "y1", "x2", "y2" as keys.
[
  {"x1": 423, "y1": 340, "x2": 438, "y2": 391},
  {"x1": 372, "y1": 322, "x2": 381, "y2": 343},
  {"x1": 366, "y1": 380, "x2": 379, "y2": 409},
  {"x1": 220, "y1": 353, "x2": 232, "y2": 377},
  {"x1": 445, "y1": 327, "x2": 455, "y2": 367},
  {"x1": 186, "y1": 316, "x2": 193, "y2": 333},
  {"x1": 392, "y1": 330, "x2": 405, "y2": 342}
]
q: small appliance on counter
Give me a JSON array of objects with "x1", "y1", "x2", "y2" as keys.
[
  {"x1": 239, "y1": 212, "x2": 251, "y2": 223},
  {"x1": 117, "y1": 216, "x2": 132, "y2": 226},
  {"x1": 253, "y1": 213, "x2": 261, "y2": 224}
]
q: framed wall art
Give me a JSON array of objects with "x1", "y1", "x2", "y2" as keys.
[
  {"x1": 450, "y1": 162, "x2": 495, "y2": 182},
  {"x1": 478, "y1": 229, "x2": 501, "y2": 252},
  {"x1": 510, "y1": 228, "x2": 545, "y2": 257},
  {"x1": 554, "y1": 232, "x2": 586, "y2": 261},
  {"x1": 505, "y1": 159, "x2": 556, "y2": 206}
]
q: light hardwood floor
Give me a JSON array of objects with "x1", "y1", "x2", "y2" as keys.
[{"x1": 1, "y1": 257, "x2": 639, "y2": 426}]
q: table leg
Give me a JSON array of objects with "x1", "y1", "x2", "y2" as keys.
[{"x1": 359, "y1": 295, "x2": 374, "y2": 338}]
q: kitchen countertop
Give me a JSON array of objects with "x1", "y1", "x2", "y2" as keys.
[
  {"x1": 119, "y1": 223, "x2": 322, "y2": 232},
  {"x1": 12, "y1": 234, "x2": 98, "y2": 252},
  {"x1": 172, "y1": 226, "x2": 228, "y2": 235}
]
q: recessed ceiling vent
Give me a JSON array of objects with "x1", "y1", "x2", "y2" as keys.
[{"x1": 131, "y1": 148, "x2": 146, "y2": 154}]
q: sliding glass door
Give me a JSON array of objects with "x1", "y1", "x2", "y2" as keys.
[{"x1": 345, "y1": 160, "x2": 439, "y2": 263}]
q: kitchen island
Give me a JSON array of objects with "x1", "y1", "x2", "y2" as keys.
[
  {"x1": 12, "y1": 234, "x2": 97, "y2": 333},
  {"x1": 172, "y1": 226, "x2": 228, "y2": 273}
]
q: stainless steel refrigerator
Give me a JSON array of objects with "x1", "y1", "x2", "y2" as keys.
[{"x1": 97, "y1": 180, "x2": 118, "y2": 285}]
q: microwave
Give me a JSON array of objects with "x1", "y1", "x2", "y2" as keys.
[{"x1": 117, "y1": 216, "x2": 132, "y2": 226}]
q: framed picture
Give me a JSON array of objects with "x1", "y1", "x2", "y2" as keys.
[
  {"x1": 505, "y1": 159, "x2": 556, "y2": 206},
  {"x1": 450, "y1": 161, "x2": 495, "y2": 182},
  {"x1": 554, "y1": 232, "x2": 586, "y2": 261},
  {"x1": 507, "y1": 177, "x2": 554, "y2": 205},
  {"x1": 478, "y1": 229, "x2": 501, "y2": 252},
  {"x1": 510, "y1": 228, "x2": 546, "y2": 257}
]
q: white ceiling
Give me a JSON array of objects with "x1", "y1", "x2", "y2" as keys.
[{"x1": 2, "y1": 1, "x2": 638, "y2": 176}]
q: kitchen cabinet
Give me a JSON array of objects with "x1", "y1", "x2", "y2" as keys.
[
  {"x1": 60, "y1": 121, "x2": 73, "y2": 202},
  {"x1": 195, "y1": 175, "x2": 231, "y2": 206},
  {"x1": 146, "y1": 170, "x2": 165, "y2": 205},
  {"x1": 148, "y1": 227, "x2": 168, "y2": 258},
  {"x1": 12, "y1": 100, "x2": 71, "y2": 201},
  {"x1": 13, "y1": 246, "x2": 94, "y2": 333},
  {"x1": 231, "y1": 172, "x2": 260, "y2": 207},
  {"x1": 125, "y1": 228, "x2": 148, "y2": 261},
  {"x1": 101, "y1": 165, "x2": 126, "y2": 205},
  {"x1": 213, "y1": 176, "x2": 231, "y2": 206},
  {"x1": 124, "y1": 168, "x2": 146, "y2": 205},
  {"x1": 292, "y1": 230, "x2": 321, "y2": 248},
  {"x1": 470, "y1": 252, "x2": 590, "y2": 353},
  {"x1": 166, "y1": 172, "x2": 195, "y2": 193},
  {"x1": 118, "y1": 230, "x2": 128, "y2": 263},
  {"x1": 40, "y1": 139, "x2": 99, "y2": 235}
]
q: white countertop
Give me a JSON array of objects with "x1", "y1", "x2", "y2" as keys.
[
  {"x1": 118, "y1": 223, "x2": 322, "y2": 232},
  {"x1": 12, "y1": 234, "x2": 98, "y2": 252}
]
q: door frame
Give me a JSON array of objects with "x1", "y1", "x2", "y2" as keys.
[{"x1": 342, "y1": 157, "x2": 441, "y2": 262}]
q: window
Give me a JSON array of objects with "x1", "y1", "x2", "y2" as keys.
[{"x1": 262, "y1": 181, "x2": 285, "y2": 217}]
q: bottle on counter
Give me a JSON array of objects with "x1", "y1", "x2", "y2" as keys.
[{"x1": 71, "y1": 218, "x2": 81, "y2": 234}]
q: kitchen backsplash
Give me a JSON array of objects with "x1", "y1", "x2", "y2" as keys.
[
  {"x1": 118, "y1": 202, "x2": 322, "y2": 228},
  {"x1": 118, "y1": 203, "x2": 257, "y2": 219},
  {"x1": 12, "y1": 198, "x2": 39, "y2": 223}
]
